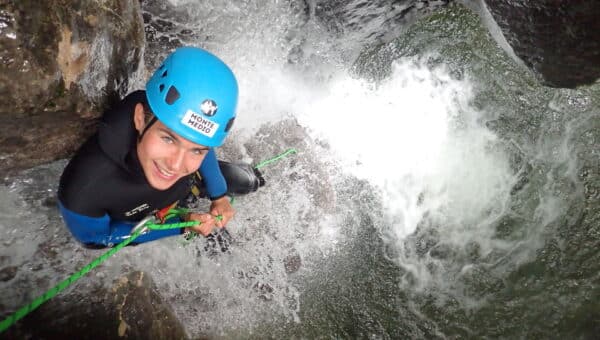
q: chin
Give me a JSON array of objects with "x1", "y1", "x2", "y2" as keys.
[
  {"x1": 149, "y1": 176, "x2": 180, "y2": 191},
  {"x1": 149, "y1": 181, "x2": 172, "y2": 191},
  {"x1": 143, "y1": 168, "x2": 180, "y2": 190}
]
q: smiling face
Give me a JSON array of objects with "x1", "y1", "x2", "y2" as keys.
[{"x1": 133, "y1": 103, "x2": 209, "y2": 190}]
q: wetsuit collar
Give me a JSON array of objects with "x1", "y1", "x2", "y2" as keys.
[{"x1": 98, "y1": 90, "x2": 147, "y2": 176}]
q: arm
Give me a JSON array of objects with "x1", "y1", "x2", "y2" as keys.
[
  {"x1": 199, "y1": 148, "x2": 235, "y2": 227},
  {"x1": 199, "y1": 148, "x2": 228, "y2": 199},
  {"x1": 58, "y1": 201, "x2": 182, "y2": 247}
]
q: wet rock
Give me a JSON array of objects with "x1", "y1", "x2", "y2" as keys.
[
  {"x1": 0, "y1": 0, "x2": 145, "y2": 175},
  {"x1": 37, "y1": 240, "x2": 59, "y2": 260},
  {"x1": 479, "y1": 0, "x2": 600, "y2": 88},
  {"x1": 234, "y1": 118, "x2": 337, "y2": 211},
  {"x1": 429, "y1": 243, "x2": 454, "y2": 260},
  {"x1": 110, "y1": 271, "x2": 188, "y2": 339},
  {"x1": 284, "y1": 252, "x2": 302, "y2": 274},
  {"x1": 322, "y1": 0, "x2": 599, "y2": 88},
  {"x1": 2, "y1": 270, "x2": 188, "y2": 339},
  {"x1": 141, "y1": 0, "x2": 195, "y2": 70},
  {"x1": 254, "y1": 282, "x2": 274, "y2": 301},
  {"x1": 0, "y1": 265, "x2": 18, "y2": 282},
  {"x1": 313, "y1": 0, "x2": 450, "y2": 53}
]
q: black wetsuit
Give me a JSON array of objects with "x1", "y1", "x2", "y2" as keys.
[{"x1": 58, "y1": 91, "x2": 229, "y2": 247}]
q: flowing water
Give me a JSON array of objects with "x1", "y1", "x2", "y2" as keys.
[{"x1": 1, "y1": 0, "x2": 598, "y2": 338}]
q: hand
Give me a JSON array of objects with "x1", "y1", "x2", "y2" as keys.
[
  {"x1": 186, "y1": 213, "x2": 217, "y2": 236},
  {"x1": 209, "y1": 196, "x2": 235, "y2": 227}
]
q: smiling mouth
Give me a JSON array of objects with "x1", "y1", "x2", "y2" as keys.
[{"x1": 154, "y1": 162, "x2": 176, "y2": 180}]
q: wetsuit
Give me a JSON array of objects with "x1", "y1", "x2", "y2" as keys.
[{"x1": 58, "y1": 91, "x2": 228, "y2": 247}]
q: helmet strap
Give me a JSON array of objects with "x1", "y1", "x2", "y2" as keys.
[{"x1": 139, "y1": 115, "x2": 157, "y2": 141}]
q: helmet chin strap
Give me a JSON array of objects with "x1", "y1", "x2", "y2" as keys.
[{"x1": 138, "y1": 115, "x2": 158, "y2": 140}]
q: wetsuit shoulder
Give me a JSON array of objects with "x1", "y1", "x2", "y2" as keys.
[{"x1": 58, "y1": 135, "x2": 125, "y2": 217}]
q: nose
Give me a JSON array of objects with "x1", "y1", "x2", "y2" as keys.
[{"x1": 166, "y1": 147, "x2": 186, "y2": 172}]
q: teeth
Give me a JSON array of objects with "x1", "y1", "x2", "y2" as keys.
[{"x1": 157, "y1": 164, "x2": 174, "y2": 178}]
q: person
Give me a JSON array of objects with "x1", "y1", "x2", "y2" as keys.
[{"x1": 57, "y1": 46, "x2": 263, "y2": 248}]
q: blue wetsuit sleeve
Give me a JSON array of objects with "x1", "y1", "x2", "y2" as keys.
[
  {"x1": 200, "y1": 148, "x2": 228, "y2": 199},
  {"x1": 59, "y1": 201, "x2": 182, "y2": 247}
]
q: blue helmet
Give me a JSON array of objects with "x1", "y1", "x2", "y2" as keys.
[{"x1": 145, "y1": 47, "x2": 238, "y2": 147}]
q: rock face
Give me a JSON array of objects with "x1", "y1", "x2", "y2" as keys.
[
  {"x1": 0, "y1": 0, "x2": 145, "y2": 176},
  {"x1": 312, "y1": 0, "x2": 451, "y2": 59},
  {"x1": 312, "y1": 0, "x2": 600, "y2": 88},
  {"x1": 3, "y1": 271, "x2": 188, "y2": 339},
  {"x1": 480, "y1": 0, "x2": 600, "y2": 88}
]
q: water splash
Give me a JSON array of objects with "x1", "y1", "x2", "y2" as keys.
[{"x1": 296, "y1": 57, "x2": 518, "y2": 293}]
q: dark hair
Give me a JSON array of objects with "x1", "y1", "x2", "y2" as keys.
[{"x1": 139, "y1": 103, "x2": 158, "y2": 140}]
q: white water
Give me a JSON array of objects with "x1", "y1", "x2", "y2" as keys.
[
  {"x1": 300, "y1": 60, "x2": 509, "y2": 227},
  {"x1": 295, "y1": 58, "x2": 517, "y2": 292}
]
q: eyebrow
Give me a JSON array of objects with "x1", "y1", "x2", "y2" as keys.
[{"x1": 158, "y1": 127, "x2": 210, "y2": 150}]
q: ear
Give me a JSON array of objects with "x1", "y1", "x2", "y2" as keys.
[{"x1": 133, "y1": 103, "x2": 146, "y2": 134}]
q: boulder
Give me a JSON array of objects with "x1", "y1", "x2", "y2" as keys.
[
  {"x1": 0, "y1": 0, "x2": 145, "y2": 176},
  {"x1": 479, "y1": 0, "x2": 600, "y2": 88},
  {"x1": 2, "y1": 270, "x2": 188, "y2": 339}
]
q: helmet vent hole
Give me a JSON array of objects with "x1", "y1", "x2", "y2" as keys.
[
  {"x1": 161, "y1": 70, "x2": 168, "y2": 78},
  {"x1": 165, "y1": 86, "x2": 180, "y2": 105},
  {"x1": 159, "y1": 84, "x2": 165, "y2": 92},
  {"x1": 225, "y1": 117, "x2": 235, "y2": 132}
]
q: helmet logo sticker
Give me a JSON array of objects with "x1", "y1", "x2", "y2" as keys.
[
  {"x1": 182, "y1": 109, "x2": 220, "y2": 138},
  {"x1": 200, "y1": 99, "x2": 218, "y2": 116}
]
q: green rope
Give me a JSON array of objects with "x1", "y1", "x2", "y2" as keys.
[
  {"x1": 0, "y1": 148, "x2": 298, "y2": 333},
  {"x1": 180, "y1": 148, "x2": 297, "y2": 243},
  {"x1": 254, "y1": 148, "x2": 297, "y2": 169},
  {"x1": 0, "y1": 216, "x2": 196, "y2": 334}
]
